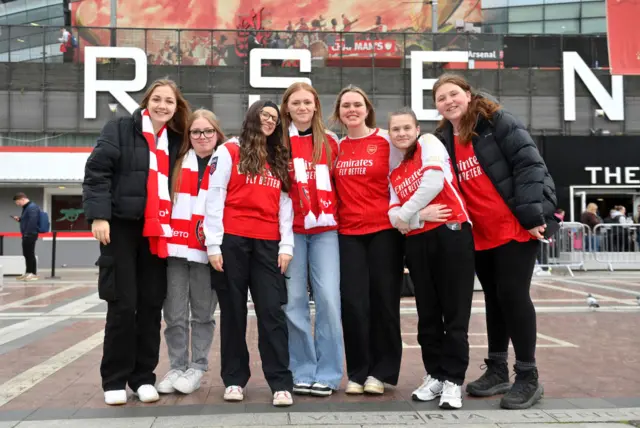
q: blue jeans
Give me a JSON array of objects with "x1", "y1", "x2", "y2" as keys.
[{"x1": 284, "y1": 230, "x2": 344, "y2": 389}]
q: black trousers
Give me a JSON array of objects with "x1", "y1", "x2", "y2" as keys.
[
  {"x1": 211, "y1": 233, "x2": 293, "y2": 393},
  {"x1": 22, "y1": 235, "x2": 38, "y2": 274},
  {"x1": 98, "y1": 217, "x2": 167, "y2": 392},
  {"x1": 405, "y1": 223, "x2": 475, "y2": 385},
  {"x1": 339, "y1": 228, "x2": 404, "y2": 385},
  {"x1": 475, "y1": 239, "x2": 539, "y2": 363}
]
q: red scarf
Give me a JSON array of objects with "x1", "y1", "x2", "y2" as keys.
[
  {"x1": 141, "y1": 109, "x2": 172, "y2": 258},
  {"x1": 167, "y1": 150, "x2": 210, "y2": 263}
]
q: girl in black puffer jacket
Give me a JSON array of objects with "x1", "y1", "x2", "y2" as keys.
[{"x1": 431, "y1": 73, "x2": 557, "y2": 410}]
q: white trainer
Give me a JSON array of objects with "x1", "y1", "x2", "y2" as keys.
[
  {"x1": 135, "y1": 384, "x2": 160, "y2": 403},
  {"x1": 439, "y1": 380, "x2": 463, "y2": 409},
  {"x1": 273, "y1": 390, "x2": 293, "y2": 407},
  {"x1": 157, "y1": 369, "x2": 184, "y2": 394},
  {"x1": 412, "y1": 375, "x2": 444, "y2": 402},
  {"x1": 173, "y1": 368, "x2": 204, "y2": 394},
  {"x1": 104, "y1": 389, "x2": 127, "y2": 406},
  {"x1": 363, "y1": 376, "x2": 384, "y2": 394},
  {"x1": 223, "y1": 385, "x2": 244, "y2": 401}
]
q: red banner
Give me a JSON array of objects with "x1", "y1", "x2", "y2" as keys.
[
  {"x1": 328, "y1": 39, "x2": 398, "y2": 57},
  {"x1": 606, "y1": 0, "x2": 640, "y2": 75}
]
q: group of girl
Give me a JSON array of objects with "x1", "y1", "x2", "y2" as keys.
[{"x1": 83, "y1": 73, "x2": 557, "y2": 411}]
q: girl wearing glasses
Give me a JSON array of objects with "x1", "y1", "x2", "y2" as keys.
[
  {"x1": 157, "y1": 109, "x2": 225, "y2": 396},
  {"x1": 204, "y1": 100, "x2": 295, "y2": 407}
]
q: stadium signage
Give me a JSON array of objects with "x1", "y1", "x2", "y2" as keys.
[{"x1": 83, "y1": 47, "x2": 625, "y2": 122}]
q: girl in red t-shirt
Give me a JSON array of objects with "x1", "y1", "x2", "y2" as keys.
[
  {"x1": 280, "y1": 82, "x2": 344, "y2": 397},
  {"x1": 431, "y1": 74, "x2": 558, "y2": 410},
  {"x1": 330, "y1": 85, "x2": 404, "y2": 395},
  {"x1": 204, "y1": 100, "x2": 294, "y2": 407},
  {"x1": 387, "y1": 108, "x2": 474, "y2": 410}
]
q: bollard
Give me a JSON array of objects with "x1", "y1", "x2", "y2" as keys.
[
  {"x1": 46, "y1": 232, "x2": 61, "y2": 280},
  {"x1": 0, "y1": 235, "x2": 4, "y2": 256}
]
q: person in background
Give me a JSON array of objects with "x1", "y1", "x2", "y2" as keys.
[
  {"x1": 387, "y1": 108, "x2": 474, "y2": 409},
  {"x1": 581, "y1": 203, "x2": 602, "y2": 251},
  {"x1": 11, "y1": 192, "x2": 41, "y2": 281},
  {"x1": 156, "y1": 109, "x2": 225, "y2": 396},
  {"x1": 432, "y1": 74, "x2": 557, "y2": 410},
  {"x1": 83, "y1": 78, "x2": 190, "y2": 406},
  {"x1": 330, "y1": 85, "x2": 404, "y2": 396},
  {"x1": 205, "y1": 100, "x2": 295, "y2": 407},
  {"x1": 280, "y1": 82, "x2": 343, "y2": 397}
]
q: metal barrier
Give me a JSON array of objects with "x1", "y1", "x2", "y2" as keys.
[
  {"x1": 536, "y1": 222, "x2": 589, "y2": 277},
  {"x1": 592, "y1": 223, "x2": 640, "y2": 271}
]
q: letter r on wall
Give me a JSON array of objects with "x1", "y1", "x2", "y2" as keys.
[{"x1": 84, "y1": 47, "x2": 148, "y2": 119}]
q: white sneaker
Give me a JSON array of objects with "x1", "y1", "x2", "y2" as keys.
[
  {"x1": 173, "y1": 368, "x2": 204, "y2": 394},
  {"x1": 412, "y1": 375, "x2": 444, "y2": 402},
  {"x1": 23, "y1": 274, "x2": 38, "y2": 281},
  {"x1": 223, "y1": 385, "x2": 244, "y2": 401},
  {"x1": 104, "y1": 389, "x2": 127, "y2": 405},
  {"x1": 135, "y1": 384, "x2": 160, "y2": 403},
  {"x1": 345, "y1": 381, "x2": 364, "y2": 395},
  {"x1": 363, "y1": 376, "x2": 384, "y2": 394},
  {"x1": 273, "y1": 390, "x2": 293, "y2": 407},
  {"x1": 439, "y1": 380, "x2": 463, "y2": 409},
  {"x1": 157, "y1": 369, "x2": 184, "y2": 394}
]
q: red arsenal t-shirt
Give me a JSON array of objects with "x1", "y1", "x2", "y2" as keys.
[
  {"x1": 334, "y1": 128, "x2": 403, "y2": 235},
  {"x1": 288, "y1": 128, "x2": 340, "y2": 235},
  {"x1": 454, "y1": 136, "x2": 532, "y2": 251},
  {"x1": 215, "y1": 141, "x2": 283, "y2": 240},
  {"x1": 390, "y1": 134, "x2": 469, "y2": 236}
]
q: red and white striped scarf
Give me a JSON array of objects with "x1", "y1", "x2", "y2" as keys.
[
  {"x1": 167, "y1": 149, "x2": 210, "y2": 264},
  {"x1": 290, "y1": 125, "x2": 337, "y2": 229},
  {"x1": 141, "y1": 108, "x2": 172, "y2": 258}
]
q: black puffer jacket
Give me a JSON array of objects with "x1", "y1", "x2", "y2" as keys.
[
  {"x1": 82, "y1": 108, "x2": 182, "y2": 222},
  {"x1": 435, "y1": 109, "x2": 557, "y2": 230}
]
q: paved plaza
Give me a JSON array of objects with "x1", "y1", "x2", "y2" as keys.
[{"x1": 0, "y1": 269, "x2": 638, "y2": 427}]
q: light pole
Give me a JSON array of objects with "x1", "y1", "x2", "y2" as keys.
[{"x1": 110, "y1": 0, "x2": 117, "y2": 47}]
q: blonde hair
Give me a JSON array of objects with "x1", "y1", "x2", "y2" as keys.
[
  {"x1": 171, "y1": 109, "x2": 226, "y2": 201},
  {"x1": 330, "y1": 85, "x2": 376, "y2": 129},
  {"x1": 281, "y1": 82, "x2": 331, "y2": 166}
]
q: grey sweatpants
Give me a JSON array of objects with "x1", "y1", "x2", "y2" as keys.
[{"x1": 164, "y1": 257, "x2": 218, "y2": 371}]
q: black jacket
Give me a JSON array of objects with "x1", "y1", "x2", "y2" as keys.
[
  {"x1": 436, "y1": 109, "x2": 557, "y2": 231},
  {"x1": 82, "y1": 108, "x2": 182, "y2": 222},
  {"x1": 19, "y1": 201, "x2": 40, "y2": 237}
]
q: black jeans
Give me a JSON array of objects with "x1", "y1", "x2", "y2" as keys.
[
  {"x1": 211, "y1": 234, "x2": 293, "y2": 393},
  {"x1": 22, "y1": 235, "x2": 38, "y2": 275},
  {"x1": 339, "y1": 228, "x2": 405, "y2": 385},
  {"x1": 405, "y1": 223, "x2": 475, "y2": 385},
  {"x1": 475, "y1": 239, "x2": 539, "y2": 363},
  {"x1": 98, "y1": 217, "x2": 167, "y2": 392}
]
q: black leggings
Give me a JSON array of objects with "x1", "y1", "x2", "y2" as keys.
[{"x1": 475, "y1": 239, "x2": 539, "y2": 363}]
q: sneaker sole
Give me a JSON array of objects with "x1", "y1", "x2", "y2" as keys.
[
  {"x1": 440, "y1": 400, "x2": 463, "y2": 410},
  {"x1": 412, "y1": 392, "x2": 441, "y2": 402},
  {"x1": 499, "y1": 385, "x2": 544, "y2": 410},
  {"x1": 310, "y1": 389, "x2": 333, "y2": 397},
  {"x1": 292, "y1": 387, "x2": 312, "y2": 395},
  {"x1": 174, "y1": 382, "x2": 201, "y2": 394},
  {"x1": 466, "y1": 382, "x2": 511, "y2": 397},
  {"x1": 273, "y1": 401, "x2": 293, "y2": 407},
  {"x1": 156, "y1": 385, "x2": 176, "y2": 394},
  {"x1": 224, "y1": 395, "x2": 244, "y2": 401},
  {"x1": 364, "y1": 386, "x2": 384, "y2": 395}
]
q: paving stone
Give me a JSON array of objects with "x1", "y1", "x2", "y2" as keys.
[
  {"x1": 418, "y1": 410, "x2": 555, "y2": 424},
  {"x1": 151, "y1": 413, "x2": 288, "y2": 427},
  {"x1": 14, "y1": 418, "x2": 156, "y2": 428},
  {"x1": 290, "y1": 411, "x2": 424, "y2": 425},
  {"x1": 543, "y1": 407, "x2": 640, "y2": 423}
]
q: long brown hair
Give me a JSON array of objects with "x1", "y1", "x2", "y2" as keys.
[
  {"x1": 238, "y1": 101, "x2": 290, "y2": 192},
  {"x1": 170, "y1": 109, "x2": 226, "y2": 201},
  {"x1": 330, "y1": 85, "x2": 376, "y2": 130},
  {"x1": 432, "y1": 74, "x2": 501, "y2": 143},
  {"x1": 140, "y1": 78, "x2": 191, "y2": 135},
  {"x1": 281, "y1": 82, "x2": 331, "y2": 167},
  {"x1": 389, "y1": 107, "x2": 420, "y2": 162}
]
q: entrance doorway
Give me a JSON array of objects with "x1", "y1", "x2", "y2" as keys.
[{"x1": 569, "y1": 185, "x2": 640, "y2": 222}]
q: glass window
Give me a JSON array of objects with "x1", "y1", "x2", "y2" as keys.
[
  {"x1": 26, "y1": 7, "x2": 48, "y2": 22},
  {"x1": 483, "y1": 7, "x2": 508, "y2": 23},
  {"x1": 51, "y1": 195, "x2": 90, "y2": 232},
  {"x1": 544, "y1": 19, "x2": 579, "y2": 33},
  {"x1": 507, "y1": 0, "x2": 544, "y2": 5},
  {"x1": 543, "y1": 0, "x2": 580, "y2": 3},
  {"x1": 581, "y1": 17, "x2": 606, "y2": 33},
  {"x1": 581, "y1": 0, "x2": 605, "y2": 17},
  {"x1": 484, "y1": 23, "x2": 509, "y2": 33},
  {"x1": 508, "y1": 5, "x2": 543, "y2": 22},
  {"x1": 6, "y1": 11, "x2": 27, "y2": 24},
  {"x1": 48, "y1": 4, "x2": 63, "y2": 18},
  {"x1": 482, "y1": 0, "x2": 509, "y2": 8},
  {"x1": 509, "y1": 21, "x2": 544, "y2": 33},
  {"x1": 544, "y1": 3, "x2": 580, "y2": 19}
]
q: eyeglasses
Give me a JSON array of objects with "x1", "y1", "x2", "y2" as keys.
[
  {"x1": 190, "y1": 129, "x2": 216, "y2": 139},
  {"x1": 260, "y1": 110, "x2": 280, "y2": 125}
]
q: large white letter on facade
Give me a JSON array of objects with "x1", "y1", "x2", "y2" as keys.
[
  {"x1": 563, "y1": 52, "x2": 624, "y2": 121},
  {"x1": 84, "y1": 47, "x2": 147, "y2": 119},
  {"x1": 411, "y1": 51, "x2": 469, "y2": 121},
  {"x1": 248, "y1": 49, "x2": 312, "y2": 107}
]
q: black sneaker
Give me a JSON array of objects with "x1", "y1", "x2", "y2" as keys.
[
  {"x1": 466, "y1": 358, "x2": 511, "y2": 397},
  {"x1": 500, "y1": 367, "x2": 544, "y2": 410},
  {"x1": 310, "y1": 382, "x2": 333, "y2": 397},
  {"x1": 292, "y1": 383, "x2": 312, "y2": 395}
]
